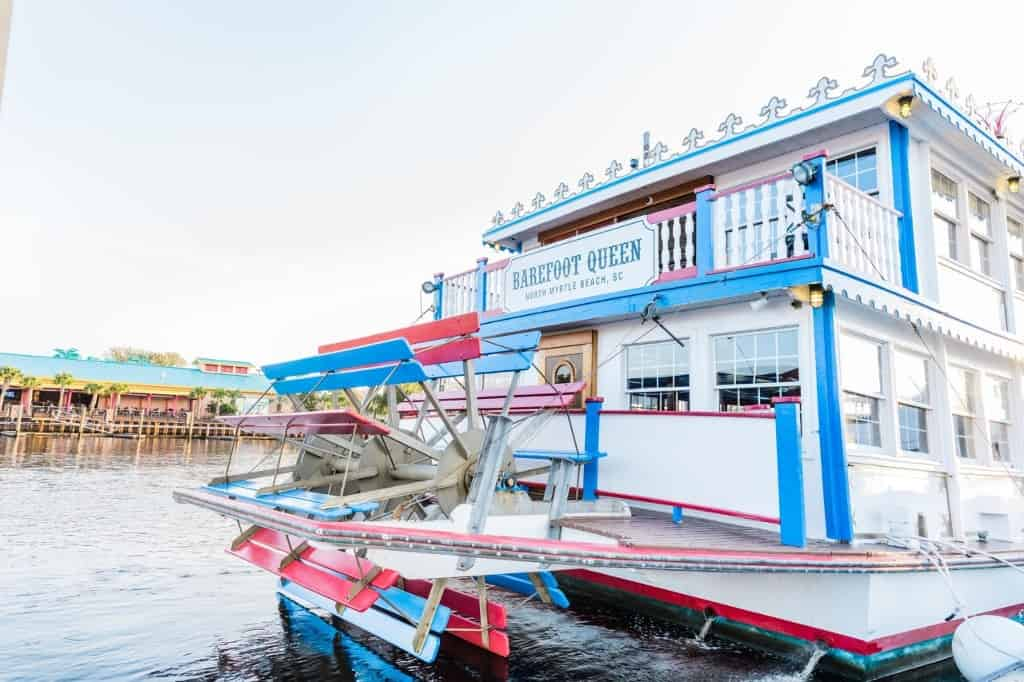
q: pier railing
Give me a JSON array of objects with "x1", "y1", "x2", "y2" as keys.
[{"x1": 430, "y1": 153, "x2": 905, "y2": 318}]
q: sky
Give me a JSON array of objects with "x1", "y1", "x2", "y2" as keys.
[{"x1": 1, "y1": 1, "x2": 1022, "y2": 366}]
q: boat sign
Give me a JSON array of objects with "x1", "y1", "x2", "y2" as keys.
[{"x1": 503, "y1": 219, "x2": 656, "y2": 312}]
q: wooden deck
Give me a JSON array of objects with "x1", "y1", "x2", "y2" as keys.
[{"x1": 562, "y1": 508, "x2": 1024, "y2": 558}]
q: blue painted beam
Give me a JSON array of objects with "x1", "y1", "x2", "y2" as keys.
[
  {"x1": 582, "y1": 397, "x2": 603, "y2": 500},
  {"x1": 695, "y1": 185, "x2": 716, "y2": 277},
  {"x1": 812, "y1": 291, "x2": 853, "y2": 541},
  {"x1": 204, "y1": 480, "x2": 378, "y2": 520},
  {"x1": 372, "y1": 586, "x2": 451, "y2": 635},
  {"x1": 772, "y1": 398, "x2": 806, "y2": 547},
  {"x1": 480, "y1": 258, "x2": 823, "y2": 337},
  {"x1": 424, "y1": 350, "x2": 534, "y2": 379},
  {"x1": 480, "y1": 330, "x2": 542, "y2": 355},
  {"x1": 487, "y1": 572, "x2": 570, "y2": 609},
  {"x1": 889, "y1": 120, "x2": 919, "y2": 293},
  {"x1": 274, "y1": 361, "x2": 429, "y2": 395},
  {"x1": 279, "y1": 580, "x2": 442, "y2": 664},
  {"x1": 263, "y1": 338, "x2": 414, "y2": 380},
  {"x1": 432, "y1": 273, "x2": 444, "y2": 321}
]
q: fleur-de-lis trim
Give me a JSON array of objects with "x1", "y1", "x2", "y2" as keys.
[
  {"x1": 807, "y1": 77, "x2": 838, "y2": 107},
  {"x1": 681, "y1": 128, "x2": 704, "y2": 152},
  {"x1": 553, "y1": 182, "x2": 570, "y2": 201},
  {"x1": 862, "y1": 54, "x2": 898, "y2": 86},
  {"x1": 759, "y1": 96, "x2": 787, "y2": 123},
  {"x1": 944, "y1": 78, "x2": 960, "y2": 103},
  {"x1": 491, "y1": 211, "x2": 505, "y2": 226},
  {"x1": 605, "y1": 160, "x2": 623, "y2": 181},
  {"x1": 922, "y1": 57, "x2": 938, "y2": 83},
  {"x1": 578, "y1": 172, "x2": 595, "y2": 192},
  {"x1": 718, "y1": 113, "x2": 743, "y2": 138},
  {"x1": 531, "y1": 192, "x2": 546, "y2": 211},
  {"x1": 510, "y1": 201, "x2": 525, "y2": 219}
]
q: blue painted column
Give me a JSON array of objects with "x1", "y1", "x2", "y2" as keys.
[
  {"x1": 772, "y1": 396, "x2": 806, "y2": 547},
  {"x1": 694, "y1": 184, "x2": 716, "y2": 276},
  {"x1": 475, "y1": 257, "x2": 488, "y2": 313},
  {"x1": 800, "y1": 150, "x2": 829, "y2": 261},
  {"x1": 432, "y1": 272, "x2": 444, "y2": 321},
  {"x1": 812, "y1": 290, "x2": 853, "y2": 541},
  {"x1": 582, "y1": 397, "x2": 603, "y2": 501},
  {"x1": 888, "y1": 120, "x2": 919, "y2": 293}
]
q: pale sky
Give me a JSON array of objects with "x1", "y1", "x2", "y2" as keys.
[{"x1": 2, "y1": 1, "x2": 1022, "y2": 366}]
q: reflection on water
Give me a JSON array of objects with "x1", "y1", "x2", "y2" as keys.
[{"x1": 0, "y1": 436, "x2": 964, "y2": 681}]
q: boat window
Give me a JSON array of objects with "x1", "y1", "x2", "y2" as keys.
[
  {"x1": 713, "y1": 328, "x2": 799, "y2": 411},
  {"x1": 827, "y1": 147, "x2": 878, "y2": 196},
  {"x1": 625, "y1": 339, "x2": 690, "y2": 411},
  {"x1": 840, "y1": 333, "x2": 884, "y2": 448},
  {"x1": 895, "y1": 351, "x2": 931, "y2": 455},
  {"x1": 985, "y1": 375, "x2": 1012, "y2": 463},
  {"x1": 949, "y1": 366, "x2": 978, "y2": 459}
]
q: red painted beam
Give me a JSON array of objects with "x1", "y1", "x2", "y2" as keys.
[
  {"x1": 404, "y1": 578, "x2": 507, "y2": 628},
  {"x1": 318, "y1": 312, "x2": 481, "y2": 354},
  {"x1": 413, "y1": 337, "x2": 481, "y2": 366}
]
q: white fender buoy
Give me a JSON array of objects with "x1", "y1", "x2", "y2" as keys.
[{"x1": 953, "y1": 615, "x2": 1024, "y2": 681}]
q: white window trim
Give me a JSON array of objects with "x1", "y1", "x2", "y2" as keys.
[
  {"x1": 712, "y1": 326, "x2": 801, "y2": 411},
  {"x1": 839, "y1": 331, "x2": 892, "y2": 453},
  {"x1": 624, "y1": 338, "x2": 692, "y2": 411},
  {"x1": 827, "y1": 146, "x2": 880, "y2": 197},
  {"x1": 983, "y1": 372, "x2": 1014, "y2": 466},
  {"x1": 893, "y1": 347, "x2": 934, "y2": 458}
]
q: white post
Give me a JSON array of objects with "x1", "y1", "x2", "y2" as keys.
[{"x1": 929, "y1": 335, "x2": 965, "y2": 539}]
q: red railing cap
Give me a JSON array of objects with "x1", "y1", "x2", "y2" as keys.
[
  {"x1": 693, "y1": 183, "x2": 717, "y2": 194},
  {"x1": 771, "y1": 396, "x2": 802, "y2": 404},
  {"x1": 586, "y1": 396, "x2": 605, "y2": 404},
  {"x1": 801, "y1": 148, "x2": 829, "y2": 161}
]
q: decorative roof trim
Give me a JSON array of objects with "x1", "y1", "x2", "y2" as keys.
[
  {"x1": 484, "y1": 54, "x2": 1024, "y2": 244},
  {"x1": 822, "y1": 269, "x2": 1024, "y2": 362}
]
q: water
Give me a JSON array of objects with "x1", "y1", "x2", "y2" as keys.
[{"x1": 0, "y1": 436, "x2": 965, "y2": 681}]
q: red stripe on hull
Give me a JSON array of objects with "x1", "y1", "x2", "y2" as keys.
[{"x1": 565, "y1": 568, "x2": 1024, "y2": 655}]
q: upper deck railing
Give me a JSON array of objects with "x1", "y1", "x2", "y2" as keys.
[{"x1": 431, "y1": 153, "x2": 906, "y2": 319}]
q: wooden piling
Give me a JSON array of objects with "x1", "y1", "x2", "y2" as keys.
[
  {"x1": 14, "y1": 405, "x2": 22, "y2": 438},
  {"x1": 78, "y1": 410, "x2": 87, "y2": 437}
]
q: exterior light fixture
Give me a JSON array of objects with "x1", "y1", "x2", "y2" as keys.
[
  {"x1": 809, "y1": 284, "x2": 826, "y2": 308},
  {"x1": 1009, "y1": 176, "x2": 1021, "y2": 194},
  {"x1": 791, "y1": 160, "x2": 818, "y2": 186},
  {"x1": 898, "y1": 95, "x2": 914, "y2": 119},
  {"x1": 749, "y1": 292, "x2": 769, "y2": 312},
  {"x1": 421, "y1": 280, "x2": 437, "y2": 294}
]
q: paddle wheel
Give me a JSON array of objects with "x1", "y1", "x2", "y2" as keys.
[{"x1": 178, "y1": 312, "x2": 615, "y2": 661}]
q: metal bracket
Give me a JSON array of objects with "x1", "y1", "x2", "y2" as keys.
[
  {"x1": 230, "y1": 524, "x2": 260, "y2": 550},
  {"x1": 279, "y1": 540, "x2": 309, "y2": 570},
  {"x1": 413, "y1": 578, "x2": 447, "y2": 654}
]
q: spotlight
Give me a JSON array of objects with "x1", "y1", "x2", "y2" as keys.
[
  {"x1": 809, "y1": 284, "x2": 825, "y2": 308},
  {"x1": 898, "y1": 95, "x2": 914, "y2": 119},
  {"x1": 421, "y1": 280, "x2": 437, "y2": 294},
  {"x1": 749, "y1": 292, "x2": 769, "y2": 312},
  {"x1": 1009, "y1": 177, "x2": 1021, "y2": 194},
  {"x1": 791, "y1": 160, "x2": 818, "y2": 186}
]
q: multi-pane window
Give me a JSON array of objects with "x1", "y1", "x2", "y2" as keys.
[
  {"x1": 714, "y1": 328, "x2": 800, "y2": 411},
  {"x1": 1009, "y1": 217, "x2": 1024, "y2": 292},
  {"x1": 932, "y1": 170, "x2": 961, "y2": 263},
  {"x1": 895, "y1": 351, "x2": 930, "y2": 454},
  {"x1": 968, "y1": 193, "x2": 993, "y2": 276},
  {"x1": 626, "y1": 340, "x2": 690, "y2": 411},
  {"x1": 950, "y1": 367, "x2": 978, "y2": 459},
  {"x1": 841, "y1": 334, "x2": 884, "y2": 447},
  {"x1": 986, "y1": 376, "x2": 1012, "y2": 463},
  {"x1": 828, "y1": 148, "x2": 879, "y2": 196}
]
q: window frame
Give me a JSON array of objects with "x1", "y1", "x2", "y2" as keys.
[
  {"x1": 967, "y1": 192, "x2": 994, "y2": 276},
  {"x1": 624, "y1": 337, "x2": 692, "y2": 412},
  {"x1": 827, "y1": 147, "x2": 880, "y2": 197},
  {"x1": 984, "y1": 374, "x2": 1013, "y2": 465},
  {"x1": 1008, "y1": 215, "x2": 1024, "y2": 293},
  {"x1": 931, "y1": 168, "x2": 963, "y2": 264},
  {"x1": 893, "y1": 349, "x2": 932, "y2": 456},
  {"x1": 712, "y1": 326, "x2": 801, "y2": 412},
  {"x1": 839, "y1": 332, "x2": 888, "y2": 450},
  {"x1": 948, "y1": 365, "x2": 979, "y2": 460}
]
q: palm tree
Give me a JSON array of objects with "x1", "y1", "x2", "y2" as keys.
[
  {"x1": 226, "y1": 389, "x2": 243, "y2": 415},
  {"x1": 83, "y1": 383, "x2": 105, "y2": 410},
  {"x1": 53, "y1": 372, "x2": 74, "y2": 410},
  {"x1": 107, "y1": 383, "x2": 129, "y2": 418},
  {"x1": 0, "y1": 366, "x2": 22, "y2": 412},
  {"x1": 188, "y1": 386, "x2": 208, "y2": 416},
  {"x1": 20, "y1": 376, "x2": 41, "y2": 412},
  {"x1": 209, "y1": 388, "x2": 229, "y2": 416}
]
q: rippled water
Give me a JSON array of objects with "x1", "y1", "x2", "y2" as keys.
[{"x1": 0, "y1": 436, "x2": 964, "y2": 681}]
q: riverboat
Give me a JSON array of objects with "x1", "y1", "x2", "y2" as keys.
[{"x1": 176, "y1": 54, "x2": 1024, "y2": 679}]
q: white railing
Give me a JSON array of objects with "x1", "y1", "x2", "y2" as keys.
[
  {"x1": 484, "y1": 259, "x2": 509, "y2": 312},
  {"x1": 712, "y1": 173, "x2": 808, "y2": 270},
  {"x1": 441, "y1": 268, "x2": 478, "y2": 318},
  {"x1": 651, "y1": 203, "x2": 697, "y2": 277},
  {"x1": 826, "y1": 176, "x2": 902, "y2": 285}
]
